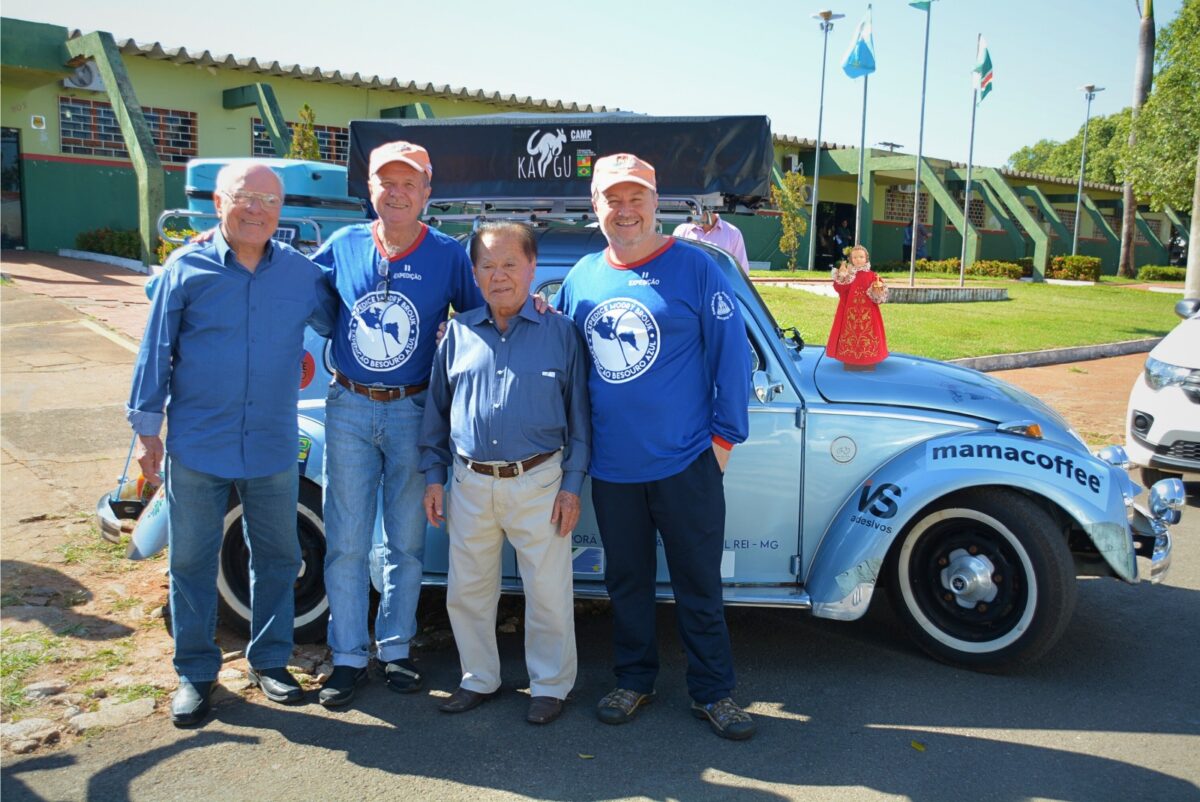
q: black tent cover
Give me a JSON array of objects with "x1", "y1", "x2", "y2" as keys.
[{"x1": 347, "y1": 113, "x2": 773, "y2": 208}]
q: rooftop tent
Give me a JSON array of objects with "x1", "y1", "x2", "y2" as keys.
[{"x1": 347, "y1": 113, "x2": 773, "y2": 209}]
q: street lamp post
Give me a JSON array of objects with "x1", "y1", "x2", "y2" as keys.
[
  {"x1": 1072, "y1": 84, "x2": 1105, "y2": 256},
  {"x1": 807, "y1": 9, "x2": 844, "y2": 270}
]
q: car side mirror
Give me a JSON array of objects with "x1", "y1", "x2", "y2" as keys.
[
  {"x1": 1174, "y1": 298, "x2": 1199, "y2": 320},
  {"x1": 753, "y1": 370, "x2": 783, "y2": 403}
]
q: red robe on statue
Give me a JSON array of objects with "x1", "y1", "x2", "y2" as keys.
[{"x1": 827, "y1": 266, "x2": 888, "y2": 366}]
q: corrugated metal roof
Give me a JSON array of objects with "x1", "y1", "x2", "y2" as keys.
[{"x1": 69, "y1": 30, "x2": 611, "y2": 113}]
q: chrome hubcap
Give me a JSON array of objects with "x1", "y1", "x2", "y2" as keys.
[{"x1": 940, "y1": 549, "x2": 998, "y2": 609}]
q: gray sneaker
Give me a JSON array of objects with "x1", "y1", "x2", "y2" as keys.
[
  {"x1": 691, "y1": 697, "x2": 756, "y2": 740},
  {"x1": 596, "y1": 688, "x2": 655, "y2": 725}
]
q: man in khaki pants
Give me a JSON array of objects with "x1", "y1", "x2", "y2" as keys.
[{"x1": 419, "y1": 222, "x2": 590, "y2": 725}]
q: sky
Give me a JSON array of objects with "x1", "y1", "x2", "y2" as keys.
[{"x1": 4, "y1": 0, "x2": 1185, "y2": 169}]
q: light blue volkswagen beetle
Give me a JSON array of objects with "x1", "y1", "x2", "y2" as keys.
[{"x1": 98, "y1": 116, "x2": 1186, "y2": 672}]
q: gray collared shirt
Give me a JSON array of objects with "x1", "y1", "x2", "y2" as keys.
[{"x1": 419, "y1": 296, "x2": 590, "y2": 495}]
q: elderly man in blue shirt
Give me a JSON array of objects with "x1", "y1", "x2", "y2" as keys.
[
  {"x1": 127, "y1": 162, "x2": 333, "y2": 726},
  {"x1": 419, "y1": 222, "x2": 590, "y2": 726}
]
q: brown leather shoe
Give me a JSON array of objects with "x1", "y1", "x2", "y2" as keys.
[
  {"x1": 526, "y1": 696, "x2": 564, "y2": 725},
  {"x1": 438, "y1": 686, "x2": 500, "y2": 714}
]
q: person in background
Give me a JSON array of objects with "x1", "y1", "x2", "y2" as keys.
[{"x1": 672, "y1": 210, "x2": 750, "y2": 275}]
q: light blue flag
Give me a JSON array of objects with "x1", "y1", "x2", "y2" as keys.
[{"x1": 841, "y1": 6, "x2": 876, "y2": 79}]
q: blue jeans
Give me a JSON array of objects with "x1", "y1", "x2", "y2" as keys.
[
  {"x1": 323, "y1": 383, "x2": 427, "y2": 667},
  {"x1": 166, "y1": 456, "x2": 300, "y2": 683}
]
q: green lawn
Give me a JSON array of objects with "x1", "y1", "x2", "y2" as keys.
[{"x1": 755, "y1": 281, "x2": 1181, "y2": 361}]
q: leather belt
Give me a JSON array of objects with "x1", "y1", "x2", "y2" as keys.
[
  {"x1": 461, "y1": 451, "x2": 556, "y2": 479},
  {"x1": 334, "y1": 371, "x2": 427, "y2": 402}
]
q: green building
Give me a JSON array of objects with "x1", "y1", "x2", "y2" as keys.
[{"x1": 1, "y1": 16, "x2": 1186, "y2": 274}]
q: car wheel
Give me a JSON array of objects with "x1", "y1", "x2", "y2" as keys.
[
  {"x1": 886, "y1": 489, "x2": 1076, "y2": 672},
  {"x1": 216, "y1": 482, "x2": 329, "y2": 644}
]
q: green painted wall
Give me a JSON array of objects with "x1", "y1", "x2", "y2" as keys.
[{"x1": 21, "y1": 158, "x2": 184, "y2": 252}]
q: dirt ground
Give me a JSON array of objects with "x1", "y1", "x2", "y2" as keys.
[{"x1": 0, "y1": 251, "x2": 1152, "y2": 756}]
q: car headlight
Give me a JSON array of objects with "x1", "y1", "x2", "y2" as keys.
[{"x1": 1144, "y1": 357, "x2": 1195, "y2": 391}]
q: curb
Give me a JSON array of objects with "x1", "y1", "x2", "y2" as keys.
[
  {"x1": 57, "y1": 249, "x2": 149, "y2": 274},
  {"x1": 950, "y1": 338, "x2": 1161, "y2": 373}
]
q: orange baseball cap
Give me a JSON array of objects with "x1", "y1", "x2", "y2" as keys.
[
  {"x1": 368, "y1": 141, "x2": 433, "y2": 178},
  {"x1": 592, "y1": 153, "x2": 656, "y2": 194}
]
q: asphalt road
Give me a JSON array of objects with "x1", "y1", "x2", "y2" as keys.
[{"x1": 3, "y1": 277, "x2": 1199, "y2": 802}]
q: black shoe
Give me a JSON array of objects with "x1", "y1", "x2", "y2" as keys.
[
  {"x1": 318, "y1": 665, "x2": 368, "y2": 708},
  {"x1": 596, "y1": 688, "x2": 655, "y2": 725},
  {"x1": 437, "y1": 686, "x2": 500, "y2": 713},
  {"x1": 691, "y1": 697, "x2": 756, "y2": 741},
  {"x1": 376, "y1": 657, "x2": 423, "y2": 694},
  {"x1": 171, "y1": 680, "x2": 213, "y2": 727},
  {"x1": 248, "y1": 667, "x2": 304, "y2": 704}
]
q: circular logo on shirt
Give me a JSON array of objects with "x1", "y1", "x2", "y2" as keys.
[
  {"x1": 711, "y1": 291, "x2": 735, "y2": 321},
  {"x1": 348, "y1": 291, "x2": 420, "y2": 371},
  {"x1": 583, "y1": 298, "x2": 660, "y2": 384}
]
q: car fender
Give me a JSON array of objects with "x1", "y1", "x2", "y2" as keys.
[{"x1": 806, "y1": 430, "x2": 1136, "y2": 621}]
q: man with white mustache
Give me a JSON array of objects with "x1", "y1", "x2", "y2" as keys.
[
  {"x1": 312, "y1": 142, "x2": 484, "y2": 707},
  {"x1": 555, "y1": 154, "x2": 755, "y2": 740}
]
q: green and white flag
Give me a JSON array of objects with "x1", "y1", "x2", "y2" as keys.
[{"x1": 974, "y1": 37, "x2": 994, "y2": 102}]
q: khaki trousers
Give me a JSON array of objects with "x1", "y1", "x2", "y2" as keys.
[{"x1": 446, "y1": 452, "x2": 577, "y2": 699}]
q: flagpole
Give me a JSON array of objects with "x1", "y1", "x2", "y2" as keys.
[
  {"x1": 960, "y1": 34, "x2": 980, "y2": 288},
  {"x1": 908, "y1": 2, "x2": 932, "y2": 288},
  {"x1": 855, "y1": 73, "x2": 868, "y2": 244},
  {"x1": 807, "y1": 11, "x2": 841, "y2": 271}
]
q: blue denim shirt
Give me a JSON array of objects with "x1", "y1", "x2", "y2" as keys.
[
  {"x1": 419, "y1": 297, "x2": 590, "y2": 495},
  {"x1": 127, "y1": 229, "x2": 335, "y2": 478}
]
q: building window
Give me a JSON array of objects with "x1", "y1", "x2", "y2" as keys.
[
  {"x1": 58, "y1": 97, "x2": 196, "y2": 163},
  {"x1": 955, "y1": 191, "x2": 989, "y2": 228},
  {"x1": 883, "y1": 186, "x2": 930, "y2": 224},
  {"x1": 251, "y1": 118, "x2": 350, "y2": 164},
  {"x1": 1057, "y1": 208, "x2": 1076, "y2": 236}
]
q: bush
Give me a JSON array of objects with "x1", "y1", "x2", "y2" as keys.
[
  {"x1": 75, "y1": 228, "x2": 142, "y2": 261},
  {"x1": 1016, "y1": 257, "x2": 1035, "y2": 278},
  {"x1": 873, "y1": 258, "x2": 960, "y2": 273},
  {"x1": 1049, "y1": 255, "x2": 1101, "y2": 281},
  {"x1": 1137, "y1": 265, "x2": 1186, "y2": 281},
  {"x1": 966, "y1": 260, "x2": 1023, "y2": 279},
  {"x1": 157, "y1": 228, "x2": 198, "y2": 265}
]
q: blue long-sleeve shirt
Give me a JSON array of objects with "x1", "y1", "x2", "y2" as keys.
[
  {"x1": 126, "y1": 230, "x2": 334, "y2": 479},
  {"x1": 419, "y1": 297, "x2": 591, "y2": 495},
  {"x1": 556, "y1": 238, "x2": 751, "y2": 483}
]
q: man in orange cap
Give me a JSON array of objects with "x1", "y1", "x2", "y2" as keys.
[
  {"x1": 556, "y1": 153, "x2": 756, "y2": 740},
  {"x1": 313, "y1": 141, "x2": 484, "y2": 707}
]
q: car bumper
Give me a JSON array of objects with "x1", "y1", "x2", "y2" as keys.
[
  {"x1": 1126, "y1": 376, "x2": 1200, "y2": 479},
  {"x1": 1130, "y1": 505, "x2": 1173, "y2": 583}
]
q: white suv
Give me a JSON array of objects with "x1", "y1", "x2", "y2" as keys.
[{"x1": 1127, "y1": 298, "x2": 1200, "y2": 484}]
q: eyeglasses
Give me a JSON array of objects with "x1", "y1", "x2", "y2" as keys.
[{"x1": 222, "y1": 190, "x2": 282, "y2": 209}]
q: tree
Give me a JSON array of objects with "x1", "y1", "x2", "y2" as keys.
[
  {"x1": 1118, "y1": 0, "x2": 1156, "y2": 278},
  {"x1": 770, "y1": 170, "x2": 809, "y2": 271},
  {"x1": 1005, "y1": 111, "x2": 1130, "y2": 185},
  {"x1": 1124, "y1": 0, "x2": 1200, "y2": 212},
  {"x1": 1122, "y1": 0, "x2": 1199, "y2": 294},
  {"x1": 1007, "y1": 139, "x2": 1059, "y2": 174},
  {"x1": 287, "y1": 104, "x2": 321, "y2": 161}
]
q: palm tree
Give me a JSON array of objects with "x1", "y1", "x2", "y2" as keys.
[{"x1": 1118, "y1": 0, "x2": 1156, "y2": 278}]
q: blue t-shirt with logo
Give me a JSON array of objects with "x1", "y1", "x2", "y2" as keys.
[
  {"x1": 556, "y1": 239, "x2": 751, "y2": 483},
  {"x1": 313, "y1": 222, "x2": 483, "y2": 387}
]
